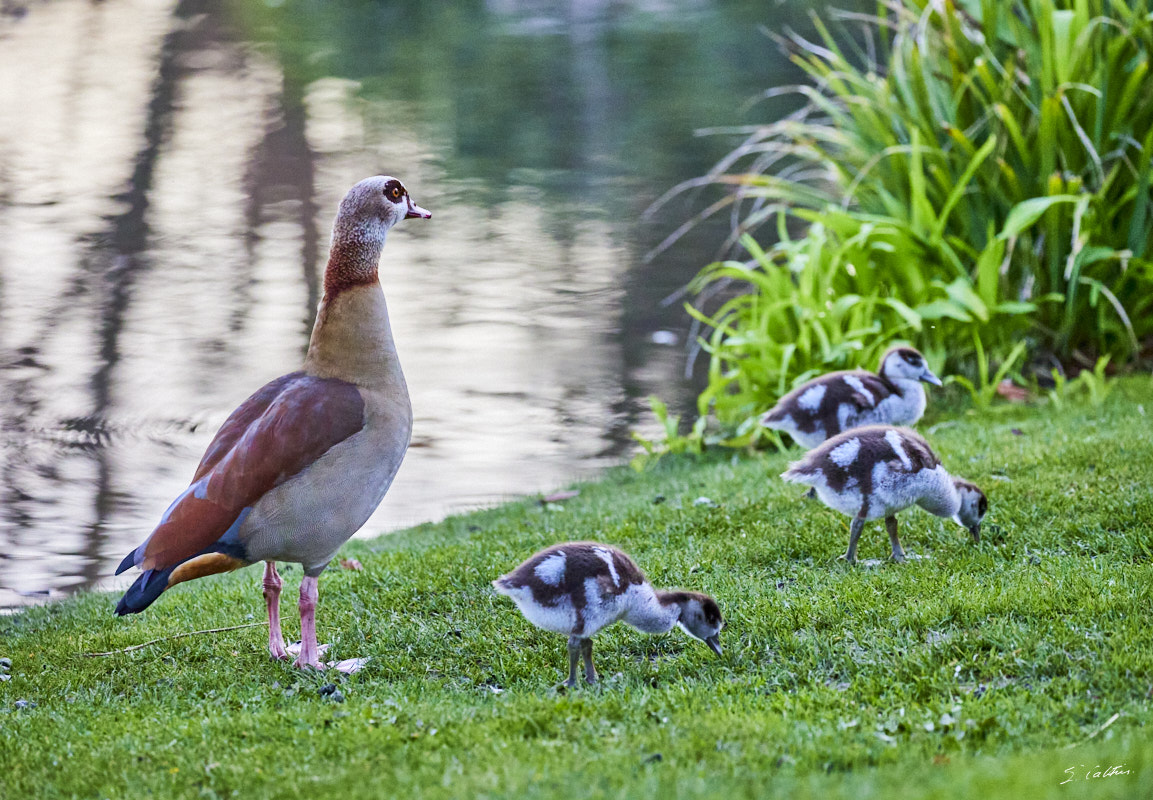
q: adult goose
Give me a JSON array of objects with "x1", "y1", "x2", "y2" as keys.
[{"x1": 114, "y1": 176, "x2": 430, "y2": 671}]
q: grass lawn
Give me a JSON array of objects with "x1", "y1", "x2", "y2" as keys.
[{"x1": 2, "y1": 378, "x2": 1152, "y2": 799}]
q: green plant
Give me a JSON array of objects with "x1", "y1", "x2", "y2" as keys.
[
  {"x1": 681, "y1": 206, "x2": 1044, "y2": 437},
  {"x1": 1046, "y1": 355, "x2": 1115, "y2": 407},
  {"x1": 947, "y1": 336, "x2": 1029, "y2": 411},
  {"x1": 630, "y1": 395, "x2": 705, "y2": 469},
  {"x1": 653, "y1": 0, "x2": 1153, "y2": 443}
]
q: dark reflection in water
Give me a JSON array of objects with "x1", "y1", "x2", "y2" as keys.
[{"x1": 0, "y1": 0, "x2": 841, "y2": 606}]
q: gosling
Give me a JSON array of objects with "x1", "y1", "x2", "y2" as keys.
[
  {"x1": 493, "y1": 542, "x2": 723, "y2": 687},
  {"x1": 761, "y1": 346, "x2": 941, "y2": 449},
  {"x1": 781, "y1": 426, "x2": 987, "y2": 564}
]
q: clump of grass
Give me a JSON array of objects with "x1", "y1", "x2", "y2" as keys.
[
  {"x1": 654, "y1": 0, "x2": 1153, "y2": 440},
  {"x1": 1, "y1": 379, "x2": 1152, "y2": 799}
]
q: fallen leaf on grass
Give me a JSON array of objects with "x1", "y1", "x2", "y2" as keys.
[
  {"x1": 996, "y1": 380, "x2": 1030, "y2": 402},
  {"x1": 339, "y1": 558, "x2": 363, "y2": 571},
  {"x1": 330, "y1": 658, "x2": 369, "y2": 675},
  {"x1": 541, "y1": 490, "x2": 579, "y2": 503}
]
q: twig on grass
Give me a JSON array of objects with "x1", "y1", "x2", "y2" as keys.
[
  {"x1": 1064, "y1": 711, "x2": 1122, "y2": 749},
  {"x1": 81, "y1": 621, "x2": 268, "y2": 657}
]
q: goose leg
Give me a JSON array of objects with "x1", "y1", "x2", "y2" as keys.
[
  {"x1": 842, "y1": 511, "x2": 867, "y2": 564},
  {"x1": 293, "y1": 575, "x2": 323, "y2": 670},
  {"x1": 263, "y1": 561, "x2": 289, "y2": 661},
  {"x1": 886, "y1": 516, "x2": 906, "y2": 563},
  {"x1": 565, "y1": 635, "x2": 582, "y2": 688},
  {"x1": 581, "y1": 638, "x2": 598, "y2": 684}
]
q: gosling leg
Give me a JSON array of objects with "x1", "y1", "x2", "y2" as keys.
[
  {"x1": 886, "y1": 515, "x2": 906, "y2": 563},
  {"x1": 564, "y1": 635, "x2": 582, "y2": 688},
  {"x1": 841, "y1": 511, "x2": 867, "y2": 564},
  {"x1": 581, "y1": 637, "x2": 598, "y2": 684}
]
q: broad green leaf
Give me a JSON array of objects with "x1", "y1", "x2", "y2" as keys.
[
  {"x1": 976, "y1": 231, "x2": 1007, "y2": 309},
  {"x1": 993, "y1": 301, "x2": 1038, "y2": 315},
  {"x1": 914, "y1": 300, "x2": 973, "y2": 322},
  {"x1": 998, "y1": 195, "x2": 1081, "y2": 239},
  {"x1": 944, "y1": 277, "x2": 990, "y2": 322}
]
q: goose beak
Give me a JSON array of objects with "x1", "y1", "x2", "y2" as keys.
[
  {"x1": 920, "y1": 367, "x2": 943, "y2": 387},
  {"x1": 705, "y1": 635, "x2": 723, "y2": 657},
  {"x1": 405, "y1": 198, "x2": 432, "y2": 220}
]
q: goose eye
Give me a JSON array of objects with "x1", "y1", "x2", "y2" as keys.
[{"x1": 390, "y1": 187, "x2": 401, "y2": 200}]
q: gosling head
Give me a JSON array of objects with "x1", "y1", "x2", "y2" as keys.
[
  {"x1": 952, "y1": 478, "x2": 988, "y2": 542},
  {"x1": 881, "y1": 346, "x2": 942, "y2": 387},
  {"x1": 662, "y1": 591, "x2": 724, "y2": 656}
]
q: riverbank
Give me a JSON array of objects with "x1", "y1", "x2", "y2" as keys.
[{"x1": 2, "y1": 379, "x2": 1151, "y2": 799}]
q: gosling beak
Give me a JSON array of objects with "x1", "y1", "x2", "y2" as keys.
[
  {"x1": 920, "y1": 367, "x2": 943, "y2": 387},
  {"x1": 954, "y1": 514, "x2": 980, "y2": 542},
  {"x1": 705, "y1": 635, "x2": 723, "y2": 657},
  {"x1": 405, "y1": 198, "x2": 432, "y2": 220}
]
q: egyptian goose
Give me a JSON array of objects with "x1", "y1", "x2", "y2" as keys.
[
  {"x1": 760, "y1": 347, "x2": 942, "y2": 449},
  {"x1": 781, "y1": 425, "x2": 987, "y2": 564},
  {"x1": 114, "y1": 176, "x2": 430, "y2": 671},
  {"x1": 493, "y1": 542, "x2": 723, "y2": 687}
]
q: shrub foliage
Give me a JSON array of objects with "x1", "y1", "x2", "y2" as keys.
[{"x1": 669, "y1": 0, "x2": 1153, "y2": 442}]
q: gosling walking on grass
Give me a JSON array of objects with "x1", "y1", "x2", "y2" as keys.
[
  {"x1": 761, "y1": 347, "x2": 941, "y2": 449},
  {"x1": 493, "y1": 542, "x2": 724, "y2": 687},
  {"x1": 781, "y1": 426, "x2": 987, "y2": 564}
]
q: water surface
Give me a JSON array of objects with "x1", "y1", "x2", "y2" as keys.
[{"x1": 0, "y1": 0, "x2": 832, "y2": 605}]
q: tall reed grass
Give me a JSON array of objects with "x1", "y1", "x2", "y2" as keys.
[{"x1": 656, "y1": 0, "x2": 1153, "y2": 443}]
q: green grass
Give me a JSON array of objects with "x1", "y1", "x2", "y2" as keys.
[{"x1": 2, "y1": 379, "x2": 1152, "y2": 799}]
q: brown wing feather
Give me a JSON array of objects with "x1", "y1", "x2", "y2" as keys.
[
  {"x1": 192, "y1": 372, "x2": 303, "y2": 480},
  {"x1": 136, "y1": 373, "x2": 366, "y2": 571}
]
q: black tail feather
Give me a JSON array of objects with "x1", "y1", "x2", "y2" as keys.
[
  {"x1": 114, "y1": 566, "x2": 175, "y2": 616},
  {"x1": 115, "y1": 548, "x2": 138, "y2": 576}
]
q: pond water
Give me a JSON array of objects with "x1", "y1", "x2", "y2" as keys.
[{"x1": 0, "y1": 0, "x2": 838, "y2": 606}]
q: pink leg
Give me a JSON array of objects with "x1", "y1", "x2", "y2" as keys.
[
  {"x1": 263, "y1": 561, "x2": 289, "y2": 661},
  {"x1": 292, "y1": 575, "x2": 323, "y2": 670}
]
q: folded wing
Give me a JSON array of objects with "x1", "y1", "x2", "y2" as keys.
[{"x1": 118, "y1": 372, "x2": 366, "y2": 574}]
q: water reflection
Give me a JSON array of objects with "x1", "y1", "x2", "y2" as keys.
[{"x1": 0, "y1": 0, "x2": 830, "y2": 606}]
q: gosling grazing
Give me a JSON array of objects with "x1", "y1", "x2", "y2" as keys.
[
  {"x1": 781, "y1": 426, "x2": 987, "y2": 564},
  {"x1": 760, "y1": 347, "x2": 942, "y2": 449},
  {"x1": 493, "y1": 542, "x2": 723, "y2": 687}
]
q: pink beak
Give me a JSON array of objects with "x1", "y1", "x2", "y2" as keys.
[{"x1": 405, "y1": 197, "x2": 432, "y2": 220}]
